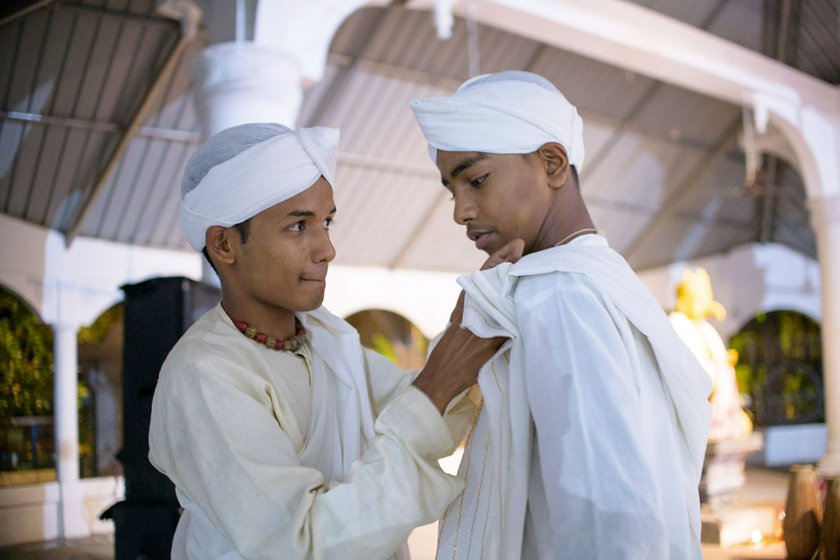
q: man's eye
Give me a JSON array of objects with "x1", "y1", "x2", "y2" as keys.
[
  {"x1": 289, "y1": 221, "x2": 305, "y2": 232},
  {"x1": 470, "y1": 174, "x2": 488, "y2": 188},
  {"x1": 323, "y1": 217, "x2": 335, "y2": 229}
]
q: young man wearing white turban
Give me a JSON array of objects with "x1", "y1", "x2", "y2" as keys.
[
  {"x1": 411, "y1": 71, "x2": 713, "y2": 559},
  {"x1": 149, "y1": 123, "x2": 507, "y2": 560}
]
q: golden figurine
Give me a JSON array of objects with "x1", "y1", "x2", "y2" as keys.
[{"x1": 669, "y1": 268, "x2": 753, "y2": 441}]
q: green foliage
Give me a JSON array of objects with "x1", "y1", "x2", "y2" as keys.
[
  {"x1": 78, "y1": 304, "x2": 123, "y2": 345},
  {"x1": 0, "y1": 289, "x2": 54, "y2": 427},
  {"x1": 729, "y1": 309, "x2": 823, "y2": 426}
]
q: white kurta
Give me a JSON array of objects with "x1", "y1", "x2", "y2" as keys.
[
  {"x1": 149, "y1": 304, "x2": 476, "y2": 560},
  {"x1": 438, "y1": 235, "x2": 712, "y2": 560}
]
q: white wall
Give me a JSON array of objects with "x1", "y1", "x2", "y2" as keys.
[
  {"x1": 0, "y1": 477, "x2": 124, "y2": 547},
  {"x1": 324, "y1": 265, "x2": 462, "y2": 338},
  {"x1": 0, "y1": 214, "x2": 203, "y2": 326}
]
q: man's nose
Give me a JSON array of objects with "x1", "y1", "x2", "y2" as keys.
[
  {"x1": 453, "y1": 193, "x2": 477, "y2": 225},
  {"x1": 314, "y1": 227, "x2": 336, "y2": 263}
]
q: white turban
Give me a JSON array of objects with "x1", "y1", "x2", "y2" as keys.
[
  {"x1": 410, "y1": 70, "x2": 585, "y2": 172},
  {"x1": 179, "y1": 123, "x2": 339, "y2": 251}
]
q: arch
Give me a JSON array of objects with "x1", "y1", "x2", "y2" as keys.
[
  {"x1": 729, "y1": 309, "x2": 823, "y2": 428},
  {"x1": 344, "y1": 308, "x2": 429, "y2": 370},
  {"x1": 757, "y1": 96, "x2": 840, "y2": 200},
  {"x1": 78, "y1": 301, "x2": 125, "y2": 478},
  {"x1": 0, "y1": 284, "x2": 55, "y2": 476},
  {"x1": 0, "y1": 283, "x2": 43, "y2": 323}
]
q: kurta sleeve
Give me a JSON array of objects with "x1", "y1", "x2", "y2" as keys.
[
  {"x1": 515, "y1": 272, "x2": 670, "y2": 559},
  {"x1": 149, "y1": 344, "x2": 463, "y2": 560},
  {"x1": 362, "y1": 345, "x2": 480, "y2": 452}
]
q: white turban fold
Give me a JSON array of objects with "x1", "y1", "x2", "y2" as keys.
[
  {"x1": 410, "y1": 70, "x2": 585, "y2": 172},
  {"x1": 179, "y1": 123, "x2": 339, "y2": 251}
]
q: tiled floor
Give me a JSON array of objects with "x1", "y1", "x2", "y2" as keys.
[{"x1": 0, "y1": 468, "x2": 794, "y2": 560}]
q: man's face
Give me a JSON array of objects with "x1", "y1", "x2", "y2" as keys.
[
  {"x1": 436, "y1": 150, "x2": 552, "y2": 255},
  {"x1": 230, "y1": 177, "x2": 336, "y2": 316}
]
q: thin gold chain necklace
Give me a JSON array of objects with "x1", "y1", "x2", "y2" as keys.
[{"x1": 555, "y1": 227, "x2": 598, "y2": 247}]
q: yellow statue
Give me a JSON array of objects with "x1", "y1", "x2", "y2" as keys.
[{"x1": 669, "y1": 268, "x2": 753, "y2": 441}]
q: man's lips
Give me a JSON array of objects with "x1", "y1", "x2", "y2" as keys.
[
  {"x1": 301, "y1": 273, "x2": 327, "y2": 282},
  {"x1": 467, "y1": 229, "x2": 493, "y2": 250}
]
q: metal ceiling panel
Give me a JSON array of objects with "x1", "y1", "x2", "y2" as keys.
[
  {"x1": 631, "y1": 0, "x2": 721, "y2": 28},
  {"x1": 1, "y1": 1, "x2": 829, "y2": 273},
  {"x1": 705, "y1": 0, "x2": 763, "y2": 51},
  {"x1": 395, "y1": 191, "x2": 485, "y2": 273},
  {"x1": 583, "y1": 129, "x2": 709, "y2": 211},
  {"x1": 797, "y1": 0, "x2": 840, "y2": 83},
  {"x1": 330, "y1": 166, "x2": 440, "y2": 267},
  {"x1": 630, "y1": 84, "x2": 740, "y2": 146},
  {"x1": 628, "y1": 210, "x2": 754, "y2": 270},
  {"x1": 531, "y1": 48, "x2": 659, "y2": 125}
]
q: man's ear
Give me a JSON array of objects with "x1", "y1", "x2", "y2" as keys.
[
  {"x1": 205, "y1": 225, "x2": 236, "y2": 266},
  {"x1": 537, "y1": 142, "x2": 571, "y2": 189}
]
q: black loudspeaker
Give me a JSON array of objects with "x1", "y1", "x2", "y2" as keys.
[{"x1": 101, "y1": 276, "x2": 220, "y2": 560}]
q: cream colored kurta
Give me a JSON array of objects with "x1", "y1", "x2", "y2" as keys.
[{"x1": 149, "y1": 305, "x2": 475, "y2": 560}]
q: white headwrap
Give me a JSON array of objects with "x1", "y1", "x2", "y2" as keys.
[
  {"x1": 179, "y1": 123, "x2": 339, "y2": 251},
  {"x1": 410, "y1": 70, "x2": 585, "y2": 171}
]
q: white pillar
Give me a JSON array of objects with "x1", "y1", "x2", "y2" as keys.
[
  {"x1": 813, "y1": 194, "x2": 840, "y2": 475},
  {"x1": 53, "y1": 321, "x2": 87, "y2": 538},
  {"x1": 53, "y1": 322, "x2": 79, "y2": 483},
  {"x1": 190, "y1": 42, "x2": 303, "y2": 137},
  {"x1": 188, "y1": 0, "x2": 371, "y2": 139}
]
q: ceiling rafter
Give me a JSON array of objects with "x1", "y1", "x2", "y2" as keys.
[
  {"x1": 303, "y1": 8, "x2": 392, "y2": 126},
  {"x1": 0, "y1": 111, "x2": 200, "y2": 143}
]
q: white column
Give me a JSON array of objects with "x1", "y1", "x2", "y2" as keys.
[
  {"x1": 189, "y1": 0, "x2": 370, "y2": 138},
  {"x1": 813, "y1": 194, "x2": 840, "y2": 475},
  {"x1": 53, "y1": 322, "x2": 79, "y2": 483},
  {"x1": 190, "y1": 42, "x2": 303, "y2": 137},
  {"x1": 52, "y1": 321, "x2": 87, "y2": 538}
]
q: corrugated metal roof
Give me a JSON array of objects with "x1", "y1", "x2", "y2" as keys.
[{"x1": 0, "y1": 0, "x2": 833, "y2": 274}]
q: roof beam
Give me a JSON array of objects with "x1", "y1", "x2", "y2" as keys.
[
  {"x1": 0, "y1": 0, "x2": 56, "y2": 28},
  {"x1": 0, "y1": 111, "x2": 199, "y2": 143},
  {"x1": 409, "y1": 0, "x2": 838, "y2": 113}
]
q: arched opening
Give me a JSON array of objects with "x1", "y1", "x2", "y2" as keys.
[
  {"x1": 78, "y1": 302, "x2": 125, "y2": 478},
  {"x1": 344, "y1": 309, "x2": 429, "y2": 370},
  {"x1": 0, "y1": 284, "x2": 128, "y2": 484},
  {"x1": 729, "y1": 310, "x2": 823, "y2": 428},
  {"x1": 0, "y1": 284, "x2": 55, "y2": 483}
]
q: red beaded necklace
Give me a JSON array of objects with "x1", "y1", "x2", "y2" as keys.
[{"x1": 231, "y1": 317, "x2": 306, "y2": 352}]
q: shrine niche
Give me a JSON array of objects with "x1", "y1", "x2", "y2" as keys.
[{"x1": 729, "y1": 310, "x2": 824, "y2": 428}]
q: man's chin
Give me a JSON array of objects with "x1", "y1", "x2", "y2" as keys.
[{"x1": 301, "y1": 294, "x2": 325, "y2": 311}]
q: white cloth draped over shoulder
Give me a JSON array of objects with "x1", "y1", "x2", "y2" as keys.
[
  {"x1": 294, "y1": 306, "x2": 376, "y2": 482},
  {"x1": 437, "y1": 235, "x2": 712, "y2": 559}
]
